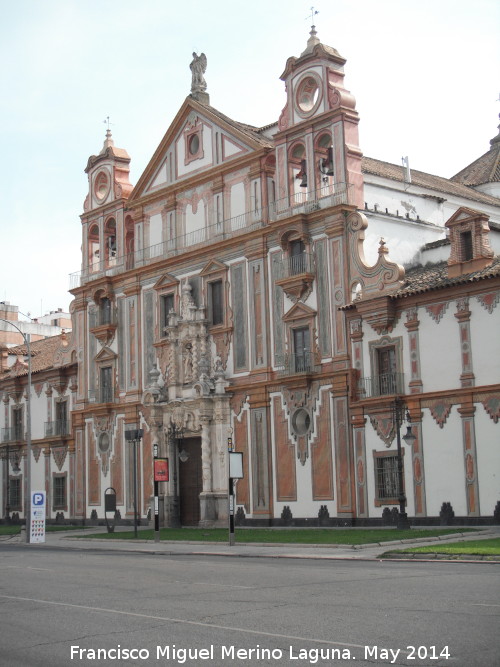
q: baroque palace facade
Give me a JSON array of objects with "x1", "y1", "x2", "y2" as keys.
[{"x1": 2, "y1": 28, "x2": 499, "y2": 526}]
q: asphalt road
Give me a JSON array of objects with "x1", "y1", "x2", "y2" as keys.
[{"x1": 0, "y1": 545, "x2": 498, "y2": 666}]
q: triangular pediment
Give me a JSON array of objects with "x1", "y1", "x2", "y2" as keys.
[
  {"x1": 283, "y1": 301, "x2": 317, "y2": 322},
  {"x1": 199, "y1": 259, "x2": 227, "y2": 276},
  {"x1": 445, "y1": 206, "x2": 486, "y2": 227},
  {"x1": 153, "y1": 273, "x2": 180, "y2": 291},
  {"x1": 129, "y1": 97, "x2": 269, "y2": 204},
  {"x1": 95, "y1": 346, "x2": 117, "y2": 362}
]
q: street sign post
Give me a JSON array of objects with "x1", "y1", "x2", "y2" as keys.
[{"x1": 30, "y1": 490, "x2": 46, "y2": 544}]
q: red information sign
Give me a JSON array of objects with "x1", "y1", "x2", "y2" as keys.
[{"x1": 154, "y1": 458, "x2": 169, "y2": 482}]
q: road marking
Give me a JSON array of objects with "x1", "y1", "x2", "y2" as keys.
[
  {"x1": 471, "y1": 603, "x2": 500, "y2": 608},
  {"x1": 0, "y1": 593, "x2": 409, "y2": 653}
]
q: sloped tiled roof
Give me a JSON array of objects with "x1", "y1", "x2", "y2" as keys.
[
  {"x1": 391, "y1": 256, "x2": 500, "y2": 299},
  {"x1": 1, "y1": 334, "x2": 72, "y2": 378},
  {"x1": 199, "y1": 102, "x2": 274, "y2": 149},
  {"x1": 362, "y1": 156, "x2": 500, "y2": 207},
  {"x1": 450, "y1": 125, "x2": 500, "y2": 186}
]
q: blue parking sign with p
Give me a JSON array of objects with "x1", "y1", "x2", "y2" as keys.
[{"x1": 33, "y1": 492, "x2": 44, "y2": 506}]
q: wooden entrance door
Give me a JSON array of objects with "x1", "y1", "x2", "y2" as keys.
[{"x1": 178, "y1": 437, "x2": 202, "y2": 526}]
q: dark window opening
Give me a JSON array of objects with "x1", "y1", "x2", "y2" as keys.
[
  {"x1": 293, "y1": 326, "x2": 311, "y2": 372},
  {"x1": 53, "y1": 476, "x2": 66, "y2": 509},
  {"x1": 376, "y1": 346, "x2": 398, "y2": 395},
  {"x1": 461, "y1": 231, "x2": 473, "y2": 261},
  {"x1": 100, "y1": 366, "x2": 113, "y2": 403},
  {"x1": 9, "y1": 478, "x2": 22, "y2": 510},
  {"x1": 209, "y1": 280, "x2": 224, "y2": 326},
  {"x1": 289, "y1": 239, "x2": 306, "y2": 275}
]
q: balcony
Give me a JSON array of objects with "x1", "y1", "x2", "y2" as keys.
[
  {"x1": 70, "y1": 184, "x2": 353, "y2": 288},
  {"x1": 44, "y1": 420, "x2": 70, "y2": 438},
  {"x1": 358, "y1": 372, "x2": 405, "y2": 399},
  {"x1": 275, "y1": 351, "x2": 320, "y2": 377},
  {"x1": 88, "y1": 387, "x2": 115, "y2": 404},
  {"x1": 1, "y1": 426, "x2": 24, "y2": 443},
  {"x1": 275, "y1": 251, "x2": 315, "y2": 302}
]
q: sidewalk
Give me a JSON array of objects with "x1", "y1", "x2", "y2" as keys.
[{"x1": 8, "y1": 525, "x2": 500, "y2": 562}]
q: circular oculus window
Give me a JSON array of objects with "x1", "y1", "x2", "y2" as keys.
[
  {"x1": 291, "y1": 408, "x2": 311, "y2": 436},
  {"x1": 94, "y1": 171, "x2": 109, "y2": 200},
  {"x1": 296, "y1": 75, "x2": 320, "y2": 114}
]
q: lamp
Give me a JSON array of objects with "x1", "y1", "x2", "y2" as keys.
[{"x1": 402, "y1": 425, "x2": 416, "y2": 446}]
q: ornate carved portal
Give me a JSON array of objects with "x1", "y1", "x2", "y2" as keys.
[{"x1": 144, "y1": 281, "x2": 232, "y2": 527}]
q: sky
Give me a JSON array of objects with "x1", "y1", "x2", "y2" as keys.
[{"x1": 0, "y1": 0, "x2": 498, "y2": 319}]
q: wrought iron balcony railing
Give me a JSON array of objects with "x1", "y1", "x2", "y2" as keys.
[
  {"x1": 274, "y1": 251, "x2": 315, "y2": 280},
  {"x1": 44, "y1": 420, "x2": 70, "y2": 437},
  {"x1": 275, "y1": 351, "x2": 320, "y2": 377},
  {"x1": 358, "y1": 372, "x2": 405, "y2": 399},
  {"x1": 1, "y1": 426, "x2": 24, "y2": 443},
  {"x1": 88, "y1": 387, "x2": 115, "y2": 404},
  {"x1": 70, "y1": 184, "x2": 352, "y2": 288}
]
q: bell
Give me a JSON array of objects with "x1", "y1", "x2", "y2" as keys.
[
  {"x1": 319, "y1": 147, "x2": 334, "y2": 177},
  {"x1": 299, "y1": 159, "x2": 307, "y2": 188}
]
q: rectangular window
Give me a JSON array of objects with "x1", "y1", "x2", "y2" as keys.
[
  {"x1": 375, "y1": 454, "x2": 400, "y2": 502},
  {"x1": 55, "y1": 401, "x2": 68, "y2": 436},
  {"x1": 376, "y1": 346, "x2": 398, "y2": 395},
  {"x1": 9, "y1": 478, "x2": 22, "y2": 510},
  {"x1": 160, "y1": 293, "x2": 175, "y2": 335},
  {"x1": 209, "y1": 280, "x2": 224, "y2": 326},
  {"x1": 100, "y1": 366, "x2": 113, "y2": 403},
  {"x1": 12, "y1": 408, "x2": 23, "y2": 441},
  {"x1": 100, "y1": 297, "x2": 112, "y2": 325},
  {"x1": 293, "y1": 327, "x2": 311, "y2": 372},
  {"x1": 289, "y1": 239, "x2": 306, "y2": 275},
  {"x1": 53, "y1": 476, "x2": 67, "y2": 510}
]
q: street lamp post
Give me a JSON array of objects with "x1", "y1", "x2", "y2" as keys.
[
  {"x1": 124, "y1": 428, "x2": 143, "y2": 538},
  {"x1": 0, "y1": 319, "x2": 31, "y2": 542},
  {"x1": 393, "y1": 397, "x2": 416, "y2": 530}
]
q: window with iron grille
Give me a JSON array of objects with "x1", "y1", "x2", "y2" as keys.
[
  {"x1": 9, "y1": 477, "x2": 22, "y2": 510},
  {"x1": 53, "y1": 475, "x2": 66, "y2": 510},
  {"x1": 375, "y1": 454, "x2": 400, "y2": 502}
]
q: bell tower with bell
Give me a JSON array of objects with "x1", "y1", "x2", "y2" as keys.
[{"x1": 274, "y1": 21, "x2": 363, "y2": 209}]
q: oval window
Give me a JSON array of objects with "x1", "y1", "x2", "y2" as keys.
[
  {"x1": 95, "y1": 171, "x2": 109, "y2": 200},
  {"x1": 296, "y1": 76, "x2": 320, "y2": 113},
  {"x1": 189, "y1": 134, "x2": 200, "y2": 155}
]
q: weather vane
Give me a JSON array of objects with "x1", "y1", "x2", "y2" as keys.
[
  {"x1": 307, "y1": 6, "x2": 319, "y2": 25},
  {"x1": 103, "y1": 116, "x2": 114, "y2": 131}
]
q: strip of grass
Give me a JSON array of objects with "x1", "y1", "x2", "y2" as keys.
[
  {"x1": 396, "y1": 538, "x2": 500, "y2": 556},
  {"x1": 74, "y1": 527, "x2": 477, "y2": 545},
  {"x1": 0, "y1": 525, "x2": 89, "y2": 536}
]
